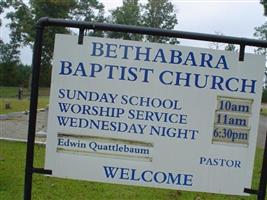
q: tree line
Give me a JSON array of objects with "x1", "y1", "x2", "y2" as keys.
[
  {"x1": 0, "y1": 0, "x2": 177, "y2": 86},
  {"x1": 0, "y1": 0, "x2": 266, "y2": 87}
]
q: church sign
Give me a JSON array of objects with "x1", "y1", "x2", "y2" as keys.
[{"x1": 45, "y1": 34, "x2": 265, "y2": 195}]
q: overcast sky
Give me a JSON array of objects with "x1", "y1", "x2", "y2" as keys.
[{"x1": 0, "y1": 0, "x2": 266, "y2": 65}]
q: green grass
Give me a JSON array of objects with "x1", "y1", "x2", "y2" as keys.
[
  {"x1": 0, "y1": 140, "x2": 264, "y2": 200},
  {"x1": 261, "y1": 107, "x2": 267, "y2": 116},
  {"x1": 1, "y1": 86, "x2": 267, "y2": 116},
  {"x1": 0, "y1": 87, "x2": 50, "y2": 114},
  {"x1": 0, "y1": 86, "x2": 25, "y2": 98},
  {"x1": 0, "y1": 86, "x2": 50, "y2": 98},
  {"x1": 0, "y1": 97, "x2": 49, "y2": 114}
]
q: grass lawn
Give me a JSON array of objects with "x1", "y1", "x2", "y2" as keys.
[
  {"x1": 0, "y1": 86, "x2": 50, "y2": 114},
  {"x1": 1, "y1": 86, "x2": 267, "y2": 116},
  {"x1": 261, "y1": 107, "x2": 267, "y2": 116},
  {"x1": 0, "y1": 140, "x2": 264, "y2": 200},
  {"x1": 2, "y1": 98, "x2": 267, "y2": 116},
  {"x1": 0, "y1": 97, "x2": 49, "y2": 114},
  {"x1": 0, "y1": 87, "x2": 50, "y2": 98}
]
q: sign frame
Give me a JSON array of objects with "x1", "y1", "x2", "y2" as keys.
[{"x1": 24, "y1": 17, "x2": 267, "y2": 200}]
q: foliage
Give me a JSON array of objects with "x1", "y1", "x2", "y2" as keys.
[
  {"x1": 0, "y1": 0, "x2": 8, "y2": 28},
  {"x1": 262, "y1": 88, "x2": 267, "y2": 103},
  {"x1": 1, "y1": 0, "x2": 179, "y2": 86},
  {"x1": 254, "y1": 22, "x2": 267, "y2": 55},
  {"x1": 0, "y1": 63, "x2": 31, "y2": 87},
  {"x1": 108, "y1": 0, "x2": 178, "y2": 43},
  {"x1": 108, "y1": 0, "x2": 143, "y2": 41},
  {"x1": 70, "y1": 0, "x2": 104, "y2": 22},
  {"x1": 70, "y1": 0, "x2": 105, "y2": 37},
  {"x1": 143, "y1": 0, "x2": 178, "y2": 44},
  {"x1": 5, "y1": 0, "x2": 105, "y2": 66},
  {"x1": 0, "y1": 140, "x2": 264, "y2": 200},
  {"x1": 224, "y1": 44, "x2": 237, "y2": 52},
  {"x1": 0, "y1": 38, "x2": 30, "y2": 87},
  {"x1": 0, "y1": 40, "x2": 31, "y2": 87},
  {"x1": 5, "y1": 0, "x2": 75, "y2": 86},
  {"x1": 2, "y1": 0, "x2": 105, "y2": 86},
  {"x1": 261, "y1": 0, "x2": 267, "y2": 15},
  {"x1": 255, "y1": 2, "x2": 267, "y2": 89},
  {"x1": 0, "y1": 40, "x2": 19, "y2": 63},
  {"x1": 0, "y1": 1, "x2": 30, "y2": 88}
]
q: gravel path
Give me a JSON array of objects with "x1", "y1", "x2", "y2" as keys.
[
  {"x1": 0, "y1": 110, "x2": 266, "y2": 148},
  {"x1": 0, "y1": 111, "x2": 47, "y2": 142}
]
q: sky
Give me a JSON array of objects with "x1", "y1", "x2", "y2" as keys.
[{"x1": 0, "y1": 0, "x2": 266, "y2": 65}]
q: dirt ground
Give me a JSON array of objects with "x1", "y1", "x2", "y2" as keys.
[{"x1": 0, "y1": 110, "x2": 47, "y2": 142}]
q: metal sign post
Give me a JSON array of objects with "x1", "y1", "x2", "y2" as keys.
[
  {"x1": 24, "y1": 17, "x2": 267, "y2": 200},
  {"x1": 257, "y1": 131, "x2": 267, "y2": 200}
]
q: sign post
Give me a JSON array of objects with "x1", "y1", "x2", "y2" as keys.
[{"x1": 24, "y1": 17, "x2": 267, "y2": 200}]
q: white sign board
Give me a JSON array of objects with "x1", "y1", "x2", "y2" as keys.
[{"x1": 45, "y1": 34, "x2": 265, "y2": 195}]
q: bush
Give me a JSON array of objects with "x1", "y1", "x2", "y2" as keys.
[
  {"x1": 262, "y1": 88, "x2": 267, "y2": 103},
  {"x1": 0, "y1": 62, "x2": 31, "y2": 87}
]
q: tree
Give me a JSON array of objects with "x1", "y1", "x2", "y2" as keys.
[
  {"x1": 108, "y1": 0, "x2": 143, "y2": 41},
  {"x1": 0, "y1": 40, "x2": 20, "y2": 86},
  {"x1": 0, "y1": 0, "x2": 9, "y2": 27},
  {"x1": 0, "y1": 40, "x2": 19, "y2": 63},
  {"x1": 0, "y1": 1, "x2": 5, "y2": 27},
  {"x1": 70, "y1": 0, "x2": 105, "y2": 37},
  {"x1": 5, "y1": 0, "x2": 73, "y2": 86},
  {"x1": 225, "y1": 44, "x2": 237, "y2": 52},
  {"x1": 254, "y1": 22, "x2": 267, "y2": 88},
  {"x1": 261, "y1": 0, "x2": 267, "y2": 16},
  {"x1": 143, "y1": 0, "x2": 178, "y2": 43},
  {"x1": 0, "y1": 0, "x2": 10, "y2": 43},
  {"x1": 4, "y1": 0, "x2": 105, "y2": 86},
  {"x1": 107, "y1": 0, "x2": 178, "y2": 43},
  {"x1": 254, "y1": 22, "x2": 267, "y2": 55},
  {"x1": 0, "y1": 40, "x2": 31, "y2": 87},
  {"x1": 255, "y1": 1, "x2": 267, "y2": 55},
  {"x1": 255, "y1": 2, "x2": 267, "y2": 88}
]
